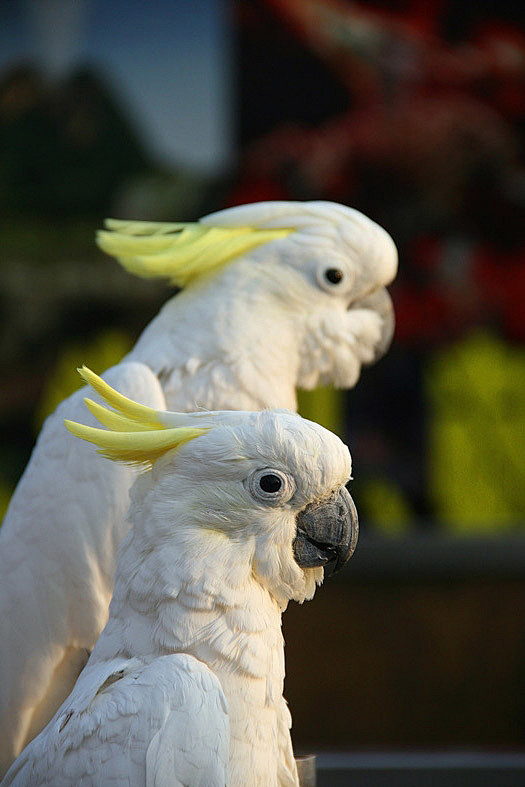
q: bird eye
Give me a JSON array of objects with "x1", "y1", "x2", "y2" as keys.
[
  {"x1": 316, "y1": 264, "x2": 353, "y2": 294},
  {"x1": 246, "y1": 468, "x2": 295, "y2": 505},
  {"x1": 324, "y1": 268, "x2": 344, "y2": 285}
]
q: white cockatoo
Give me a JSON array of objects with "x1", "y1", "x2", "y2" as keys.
[
  {"x1": 0, "y1": 201, "x2": 395, "y2": 771},
  {"x1": 2, "y1": 369, "x2": 358, "y2": 787}
]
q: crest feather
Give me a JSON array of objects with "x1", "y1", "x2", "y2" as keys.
[
  {"x1": 78, "y1": 366, "x2": 163, "y2": 428},
  {"x1": 83, "y1": 399, "x2": 155, "y2": 432},
  {"x1": 97, "y1": 220, "x2": 292, "y2": 287},
  {"x1": 64, "y1": 421, "x2": 207, "y2": 467},
  {"x1": 65, "y1": 367, "x2": 209, "y2": 467}
]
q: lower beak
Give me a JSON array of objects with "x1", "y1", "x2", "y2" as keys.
[{"x1": 293, "y1": 486, "x2": 358, "y2": 573}]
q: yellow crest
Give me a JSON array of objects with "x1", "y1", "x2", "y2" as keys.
[
  {"x1": 65, "y1": 366, "x2": 209, "y2": 468},
  {"x1": 96, "y1": 219, "x2": 293, "y2": 287}
]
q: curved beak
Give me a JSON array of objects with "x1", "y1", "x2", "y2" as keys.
[
  {"x1": 293, "y1": 486, "x2": 358, "y2": 574},
  {"x1": 350, "y1": 286, "x2": 395, "y2": 363}
]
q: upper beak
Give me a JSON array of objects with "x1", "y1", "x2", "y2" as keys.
[
  {"x1": 349, "y1": 286, "x2": 395, "y2": 363},
  {"x1": 293, "y1": 486, "x2": 358, "y2": 574}
]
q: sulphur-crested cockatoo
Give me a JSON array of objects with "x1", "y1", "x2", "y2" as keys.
[
  {"x1": 0, "y1": 201, "x2": 395, "y2": 771},
  {"x1": 2, "y1": 369, "x2": 358, "y2": 787}
]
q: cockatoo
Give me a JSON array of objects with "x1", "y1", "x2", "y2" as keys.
[
  {"x1": 2, "y1": 369, "x2": 358, "y2": 787},
  {"x1": 0, "y1": 201, "x2": 396, "y2": 771}
]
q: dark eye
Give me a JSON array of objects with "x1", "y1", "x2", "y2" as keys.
[
  {"x1": 259, "y1": 473, "x2": 282, "y2": 493},
  {"x1": 324, "y1": 268, "x2": 344, "y2": 284}
]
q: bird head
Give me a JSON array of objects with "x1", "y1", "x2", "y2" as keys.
[
  {"x1": 65, "y1": 367, "x2": 358, "y2": 607},
  {"x1": 97, "y1": 201, "x2": 398, "y2": 391}
]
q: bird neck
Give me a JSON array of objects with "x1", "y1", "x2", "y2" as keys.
[
  {"x1": 92, "y1": 530, "x2": 298, "y2": 786},
  {"x1": 101, "y1": 528, "x2": 285, "y2": 672},
  {"x1": 126, "y1": 264, "x2": 301, "y2": 411}
]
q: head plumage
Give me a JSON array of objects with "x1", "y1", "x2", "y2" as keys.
[
  {"x1": 65, "y1": 366, "x2": 210, "y2": 468},
  {"x1": 96, "y1": 218, "x2": 293, "y2": 287},
  {"x1": 96, "y1": 201, "x2": 397, "y2": 289}
]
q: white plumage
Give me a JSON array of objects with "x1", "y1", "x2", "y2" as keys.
[
  {"x1": 0, "y1": 201, "x2": 396, "y2": 770},
  {"x1": 2, "y1": 656, "x2": 229, "y2": 787},
  {"x1": 2, "y1": 374, "x2": 357, "y2": 786}
]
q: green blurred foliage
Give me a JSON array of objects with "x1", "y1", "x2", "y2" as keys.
[
  {"x1": 297, "y1": 386, "x2": 345, "y2": 437},
  {"x1": 34, "y1": 329, "x2": 134, "y2": 431},
  {"x1": 0, "y1": 478, "x2": 11, "y2": 522},
  {"x1": 427, "y1": 330, "x2": 525, "y2": 531},
  {"x1": 358, "y1": 477, "x2": 413, "y2": 535}
]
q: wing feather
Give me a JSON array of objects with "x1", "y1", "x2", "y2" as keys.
[
  {"x1": 0, "y1": 362, "x2": 167, "y2": 774},
  {"x1": 2, "y1": 655, "x2": 229, "y2": 787}
]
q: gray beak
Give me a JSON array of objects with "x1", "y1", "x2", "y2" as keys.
[
  {"x1": 293, "y1": 486, "x2": 358, "y2": 574},
  {"x1": 350, "y1": 286, "x2": 395, "y2": 363}
]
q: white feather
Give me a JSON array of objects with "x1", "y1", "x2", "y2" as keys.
[
  {"x1": 0, "y1": 201, "x2": 393, "y2": 770},
  {"x1": 2, "y1": 656, "x2": 228, "y2": 787},
  {"x1": 3, "y1": 408, "x2": 352, "y2": 786}
]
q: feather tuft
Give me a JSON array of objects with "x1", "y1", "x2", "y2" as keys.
[
  {"x1": 64, "y1": 421, "x2": 208, "y2": 468},
  {"x1": 96, "y1": 222, "x2": 293, "y2": 287},
  {"x1": 78, "y1": 366, "x2": 163, "y2": 427},
  {"x1": 65, "y1": 367, "x2": 210, "y2": 466}
]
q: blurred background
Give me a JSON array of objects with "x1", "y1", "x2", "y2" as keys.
[{"x1": 1, "y1": 0, "x2": 524, "y2": 766}]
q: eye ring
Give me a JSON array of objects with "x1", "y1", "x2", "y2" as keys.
[
  {"x1": 246, "y1": 468, "x2": 295, "y2": 505},
  {"x1": 316, "y1": 264, "x2": 354, "y2": 294}
]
